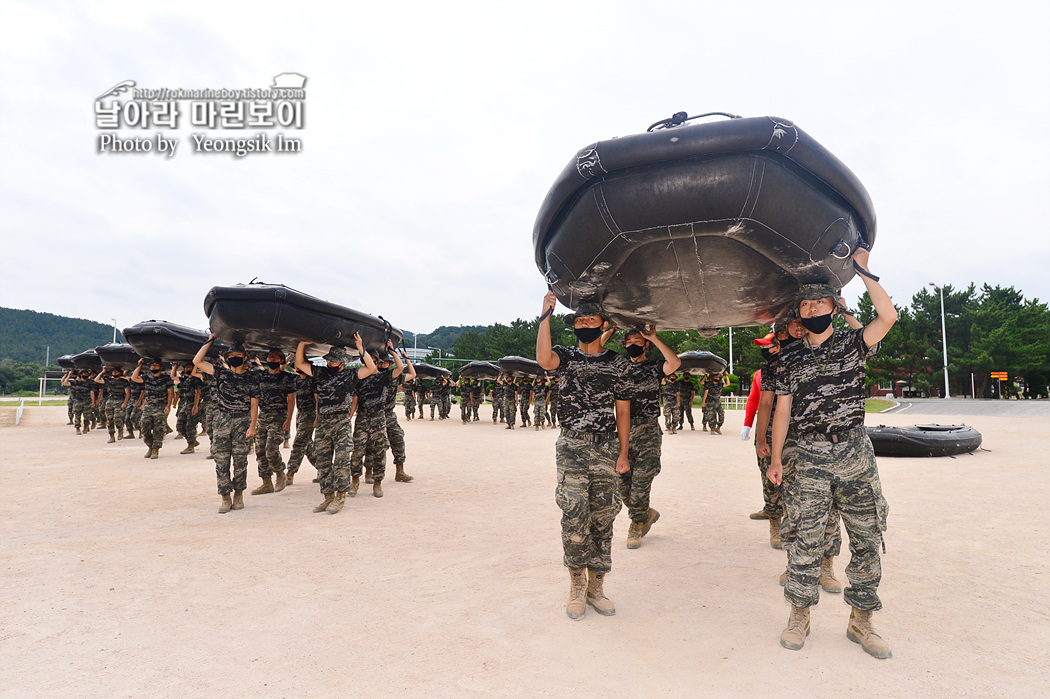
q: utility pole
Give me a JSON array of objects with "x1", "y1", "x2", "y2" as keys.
[
  {"x1": 928, "y1": 284, "x2": 950, "y2": 398},
  {"x1": 112, "y1": 318, "x2": 118, "y2": 344}
]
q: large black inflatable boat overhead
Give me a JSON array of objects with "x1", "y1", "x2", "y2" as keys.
[
  {"x1": 56, "y1": 354, "x2": 76, "y2": 370},
  {"x1": 413, "y1": 362, "x2": 451, "y2": 379},
  {"x1": 71, "y1": 349, "x2": 103, "y2": 370},
  {"x1": 498, "y1": 356, "x2": 543, "y2": 378},
  {"x1": 533, "y1": 112, "x2": 877, "y2": 333},
  {"x1": 676, "y1": 350, "x2": 728, "y2": 376},
  {"x1": 866, "y1": 424, "x2": 982, "y2": 458},
  {"x1": 123, "y1": 320, "x2": 227, "y2": 362},
  {"x1": 458, "y1": 361, "x2": 501, "y2": 380},
  {"x1": 204, "y1": 282, "x2": 403, "y2": 358},
  {"x1": 95, "y1": 343, "x2": 142, "y2": 368}
]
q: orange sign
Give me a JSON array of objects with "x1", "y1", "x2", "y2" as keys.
[{"x1": 990, "y1": 372, "x2": 1008, "y2": 380}]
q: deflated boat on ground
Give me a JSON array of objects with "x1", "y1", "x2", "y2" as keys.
[
  {"x1": 866, "y1": 424, "x2": 982, "y2": 457},
  {"x1": 533, "y1": 112, "x2": 876, "y2": 332}
]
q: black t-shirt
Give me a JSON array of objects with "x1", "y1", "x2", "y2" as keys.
[
  {"x1": 314, "y1": 366, "x2": 359, "y2": 415},
  {"x1": 552, "y1": 346, "x2": 631, "y2": 433},
  {"x1": 214, "y1": 365, "x2": 259, "y2": 413},
  {"x1": 141, "y1": 371, "x2": 173, "y2": 407},
  {"x1": 257, "y1": 370, "x2": 295, "y2": 413},
  {"x1": 176, "y1": 375, "x2": 202, "y2": 408},
  {"x1": 103, "y1": 376, "x2": 129, "y2": 402},
  {"x1": 626, "y1": 359, "x2": 663, "y2": 420},
  {"x1": 355, "y1": 370, "x2": 392, "y2": 415}
]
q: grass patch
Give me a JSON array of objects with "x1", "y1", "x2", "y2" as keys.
[{"x1": 865, "y1": 398, "x2": 895, "y2": 413}]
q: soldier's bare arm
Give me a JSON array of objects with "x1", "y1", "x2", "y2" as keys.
[
  {"x1": 615, "y1": 398, "x2": 631, "y2": 474},
  {"x1": 854, "y1": 249, "x2": 898, "y2": 347},
  {"x1": 536, "y1": 290, "x2": 561, "y2": 371},
  {"x1": 767, "y1": 393, "x2": 792, "y2": 485}
]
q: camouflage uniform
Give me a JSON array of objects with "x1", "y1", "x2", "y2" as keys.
[
  {"x1": 503, "y1": 381, "x2": 517, "y2": 426},
  {"x1": 754, "y1": 364, "x2": 783, "y2": 519},
  {"x1": 491, "y1": 382, "x2": 504, "y2": 422},
  {"x1": 350, "y1": 370, "x2": 391, "y2": 481},
  {"x1": 702, "y1": 377, "x2": 724, "y2": 429},
  {"x1": 383, "y1": 374, "x2": 408, "y2": 469},
  {"x1": 459, "y1": 381, "x2": 473, "y2": 423},
  {"x1": 775, "y1": 328, "x2": 888, "y2": 611},
  {"x1": 518, "y1": 383, "x2": 532, "y2": 426},
  {"x1": 440, "y1": 379, "x2": 452, "y2": 418},
  {"x1": 552, "y1": 346, "x2": 631, "y2": 573},
  {"x1": 548, "y1": 382, "x2": 559, "y2": 426},
  {"x1": 312, "y1": 365, "x2": 359, "y2": 494},
  {"x1": 431, "y1": 378, "x2": 450, "y2": 419},
  {"x1": 174, "y1": 374, "x2": 202, "y2": 447},
  {"x1": 199, "y1": 372, "x2": 214, "y2": 438},
  {"x1": 677, "y1": 378, "x2": 695, "y2": 429},
  {"x1": 210, "y1": 366, "x2": 259, "y2": 495},
  {"x1": 139, "y1": 371, "x2": 174, "y2": 451},
  {"x1": 532, "y1": 381, "x2": 548, "y2": 427},
  {"x1": 255, "y1": 370, "x2": 294, "y2": 478},
  {"x1": 402, "y1": 380, "x2": 416, "y2": 419},
  {"x1": 470, "y1": 382, "x2": 483, "y2": 420},
  {"x1": 414, "y1": 382, "x2": 428, "y2": 418},
  {"x1": 125, "y1": 380, "x2": 143, "y2": 435},
  {"x1": 68, "y1": 377, "x2": 93, "y2": 430},
  {"x1": 288, "y1": 374, "x2": 317, "y2": 475},
  {"x1": 661, "y1": 380, "x2": 679, "y2": 431},
  {"x1": 102, "y1": 375, "x2": 130, "y2": 437},
  {"x1": 620, "y1": 358, "x2": 664, "y2": 522}
]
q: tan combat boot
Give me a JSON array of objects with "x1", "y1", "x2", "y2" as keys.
[
  {"x1": 637, "y1": 508, "x2": 660, "y2": 538},
  {"x1": 769, "y1": 516, "x2": 782, "y2": 549},
  {"x1": 349, "y1": 476, "x2": 360, "y2": 497},
  {"x1": 364, "y1": 467, "x2": 374, "y2": 484},
  {"x1": 274, "y1": 470, "x2": 287, "y2": 492},
  {"x1": 180, "y1": 445, "x2": 195, "y2": 454},
  {"x1": 251, "y1": 476, "x2": 275, "y2": 495},
  {"x1": 394, "y1": 464, "x2": 413, "y2": 482},
  {"x1": 286, "y1": 471, "x2": 295, "y2": 486},
  {"x1": 107, "y1": 435, "x2": 116, "y2": 444},
  {"x1": 231, "y1": 491, "x2": 244, "y2": 510},
  {"x1": 326, "y1": 491, "x2": 346, "y2": 514},
  {"x1": 780, "y1": 605, "x2": 810, "y2": 650},
  {"x1": 76, "y1": 428, "x2": 82, "y2": 435},
  {"x1": 313, "y1": 492, "x2": 334, "y2": 513},
  {"x1": 283, "y1": 437, "x2": 290, "y2": 449},
  {"x1": 750, "y1": 509, "x2": 771, "y2": 520},
  {"x1": 373, "y1": 479, "x2": 383, "y2": 498},
  {"x1": 779, "y1": 568, "x2": 788, "y2": 586},
  {"x1": 820, "y1": 555, "x2": 843, "y2": 593},
  {"x1": 143, "y1": 447, "x2": 152, "y2": 458},
  {"x1": 218, "y1": 493, "x2": 233, "y2": 514},
  {"x1": 566, "y1": 569, "x2": 587, "y2": 620},
  {"x1": 847, "y1": 608, "x2": 892, "y2": 659},
  {"x1": 117, "y1": 430, "x2": 124, "y2": 440},
  {"x1": 586, "y1": 570, "x2": 615, "y2": 616},
  {"x1": 150, "y1": 448, "x2": 159, "y2": 460},
  {"x1": 626, "y1": 521, "x2": 642, "y2": 549}
]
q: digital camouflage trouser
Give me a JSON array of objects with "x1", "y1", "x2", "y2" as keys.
[
  {"x1": 679, "y1": 401, "x2": 693, "y2": 428},
  {"x1": 504, "y1": 393, "x2": 516, "y2": 426},
  {"x1": 212, "y1": 409, "x2": 251, "y2": 495},
  {"x1": 385, "y1": 409, "x2": 406, "y2": 467},
  {"x1": 104, "y1": 399, "x2": 125, "y2": 437},
  {"x1": 403, "y1": 391, "x2": 415, "y2": 419},
  {"x1": 350, "y1": 412, "x2": 388, "y2": 481},
  {"x1": 493, "y1": 392, "x2": 503, "y2": 422},
  {"x1": 125, "y1": 403, "x2": 142, "y2": 435},
  {"x1": 620, "y1": 420, "x2": 662, "y2": 522},
  {"x1": 254, "y1": 411, "x2": 287, "y2": 478},
  {"x1": 548, "y1": 395, "x2": 558, "y2": 426},
  {"x1": 662, "y1": 402, "x2": 679, "y2": 431},
  {"x1": 756, "y1": 422, "x2": 783, "y2": 518},
  {"x1": 471, "y1": 394, "x2": 480, "y2": 420},
  {"x1": 780, "y1": 432, "x2": 841, "y2": 558},
  {"x1": 70, "y1": 397, "x2": 91, "y2": 430},
  {"x1": 175, "y1": 404, "x2": 197, "y2": 446},
  {"x1": 518, "y1": 395, "x2": 531, "y2": 425},
  {"x1": 67, "y1": 397, "x2": 74, "y2": 423},
  {"x1": 287, "y1": 408, "x2": 316, "y2": 474},
  {"x1": 702, "y1": 395, "x2": 724, "y2": 428},
  {"x1": 460, "y1": 394, "x2": 472, "y2": 423},
  {"x1": 140, "y1": 403, "x2": 168, "y2": 450},
  {"x1": 784, "y1": 428, "x2": 888, "y2": 612},
  {"x1": 533, "y1": 399, "x2": 546, "y2": 427},
  {"x1": 313, "y1": 412, "x2": 352, "y2": 494},
  {"x1": 555, "y1": 430, "x2": 623, "y2": 573}
]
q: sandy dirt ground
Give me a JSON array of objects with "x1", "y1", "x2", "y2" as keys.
[{"x1": 2, "y1": 404, "x2": 1048, "y2": 698}]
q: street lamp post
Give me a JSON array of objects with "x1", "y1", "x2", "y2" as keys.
[
  {"x1": 112, "y1": 318, "x2": 118, "y2": 344},
  {"x1": 928, "y1": 283, "x2": 950, "y2": 399}
]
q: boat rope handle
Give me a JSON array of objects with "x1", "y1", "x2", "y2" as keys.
[{"x1": 647, "y1": 111, "x2": 742, "y2": 132}]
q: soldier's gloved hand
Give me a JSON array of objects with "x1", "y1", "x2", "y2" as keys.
[{"x1": 740, "y1": 425, "x2": 751, "y2": 441}]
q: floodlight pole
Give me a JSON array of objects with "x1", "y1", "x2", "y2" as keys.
[{"x1": 928, "y1": 283, "x2": 950, "y2": 398}]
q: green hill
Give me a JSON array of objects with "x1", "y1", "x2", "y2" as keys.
[{"x1": 0, "y1": 307, "x2": 122, "y2": 364}]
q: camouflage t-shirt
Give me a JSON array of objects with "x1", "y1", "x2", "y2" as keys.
[
  {"x1": 626, "y1": 359, "x2": 663, "y2": 420},
  {"x1": 103, "y1": 376, "x2": 129, "y2": 402},
  {"x1": 702, "y1": 378, "x2": 722, "y2": 403},
  {"x1": 433, "y1": 379, "x2": 450, "y2": 398},
  {"x1": 532, "y1": 383, "x2": 548, "y2": 403},
  {"x1": 662, "y1": 381, "x2": 679, "y2": 405},
  {"x1": 295, "y1": 375, "x2": 316, "y2": 411},
  {"x1": 257, "y1": 370, "x2": 294, "y2": 414},
  {"x1": 775, "y1": 328, "x2": 878, "y2": 434},
  {"x1": 383, "y1": 373, "x2": 403, "y2": 411},
  {"x1": 127, "y1": 380, "x2": 143, "y2": 401},
  {"x1": 314, "y1": 365, "x2": 358, "y2": 415},
  {"x1": 552, "y1": 346, "x2": 631, "y2": 433},
  {"x1": 355, "y1": 370, "x2": 391, "y2": 415},
  {"x1": 68, "y1": 378, "x2": 93, "y2": 401},
  {"x1": 676, "y1": 378, "x2": 694, "y2": 404},
  {"x1": 470, "y1": 383, "x2": 483, "y2": 400},
  {"x1": 213, "y1": 365, "x2": 259, "y2": 413},
  {"x1": 176, "y1": 375, "x2": 202, "y2": 409},
  {"x1": 141, "y1": 371, "x2": 173, "y2": 407}
]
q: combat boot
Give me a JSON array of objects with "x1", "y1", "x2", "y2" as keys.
[
  {"x1": 586, "y1": 570, "x2": 615, "y2": 616},
  {"x1": 373, "y1": 479, "x2": 383, "y2": 498},
  {"x1": 847, "y1": 608, "x2": 892, "y2": 659},
  {"x1": 251, "y1": 476, "x2": 275, "y2": 495},
  {"x1": 395, "y1": 464, "x2": 413, "y2": 482},
  {"x1": 779, "y1": 568, "x2": 788, "y2": 586},
  {"x1": 286, "y1": 471, "x2": 295, "y2": 486},
  {"x1": 749, "y1": 509, "x2": 771, "y2": 520},
  {"x1": 76, "y1": 428, "x2": 82, "y2": 435},
  {"x1": 326, "y1": 491, "x2": 346, "y2": 514},
  {"x1": 769, "y1": 516, "x2": 783, "y2": 549},
  {"x1": 283, "y1": 437, "x2": 290, "y2": 449},
  {"x1": 231, "y1": 491, "x2": 244, "y2": 510},
  {"x1": 143, "y1": 447, "x2": 152, "y2": 458},
  {"x1": 566, "y1": 569, "x2": 587, "y2": 620},
  {"x1": 117, "y1": 430, "x2": 124, "y2": 440},
  {"x1": 218, "y1": 493, "x2": 233, "y2": 514},
  {"x1": 150, "y1": 449, "x2": 159, "y2": 460},
  {"x1": 637, "y1": 508, "x2": 660, "y2": 538},
  {"x1": 780, "y1": 605, "x2": 810, "y2": 650},
  {"x1": 180, "y1": 445, "x2": 195, "y2": 454},
  {"x1": 626, "y1": 520, "x2": 642, "y2": 549},
  {"x1": 165, "y1": 424, "x2": 173, "y2": 434},
  {"x1": 349, "y1": 476, "x2": 360, "y2": 497},
  {"x1": 714, "y1": 425, "x2": 722, "y2": 435},
  {"x1": 206, "y1": 454, "x2": 215, "y2": 460},
  {"x1": 107, "y1": 435, "x2": 116, "y2": 444},
  {"x1": 274, "y1": 470, "x2": 287, "y2": 492},
  {"x1": 175, "y1": 432, "x2": 184, "y2": 440},
  {"x1": 820, "y1": 555, "x2": 843, "y2": 593},
  {"x1": 365, "y1": 467, "x2": 374, "y2": 484}
]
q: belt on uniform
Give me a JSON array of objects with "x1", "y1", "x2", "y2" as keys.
[
  {"x1": 560, "y1": 428, "x2": 614, "y2": 443},
  {"x1": 798, "y1": 426, "x2": 863, "y2": 443},
  {"x1": 630, "y1": 417, "x2": 659, "y2": 426}
]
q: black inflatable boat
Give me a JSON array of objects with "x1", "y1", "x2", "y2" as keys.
[
  {"x1": 204, "y1": 282, "x2": 403, "y2": 357},
  {"x1": 498, "y1": 356, "x2": 543, "y2": 378},
  {"x1": 458, "y1": 361, "x2": 501, "y2": 380},
  {"x1": 866, "y1": 424, "x2": 982, "y2": 457},
  {"x1": 413, "y1": 362, "x2": 451, "y2": 379},
  {"x1": 56, "y1": 354, "x2": 75, "y2": 370},
  {"x1": 533, "y1": 113, "x2": 876, "y2": 332},
  {"x1": 123, "y1": 320, "x2": 226, "y2": 362},
  {"x1": 71, "y1": 349, "x2": 103, "y2": 371},
  {"x1": 95, "y1": 343, "x2": 142, "y2": 368},
  {"x1": 677, "y1": 351, "x2": 728, "y2": 376}
]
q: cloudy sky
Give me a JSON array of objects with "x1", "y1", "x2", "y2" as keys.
[{"x1": 1, "y1": 0, "x2": 1047, "y2": 338}]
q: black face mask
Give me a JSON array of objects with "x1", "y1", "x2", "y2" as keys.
[
  {"x1": 801, "y1": 313, "x2": 833, "y2": 334},
  {"x1": 625, "y1": 344, "x2": 646, "y2": 358},
  {"x1": 779, "y1": 335, "x2": 800, "y2": 349},
  {"x1": 760, "y1": 347, "x2": 776, "y2": 362},
  {"x1": 574, "y1": 327, "x2": 603, "y2": 344},
  {"x1": 266, "y1": 361, "x2": 282, "y2": 370},
  {"x1": 227, "y1": 356, "x2": 245, "y2": 368}
]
